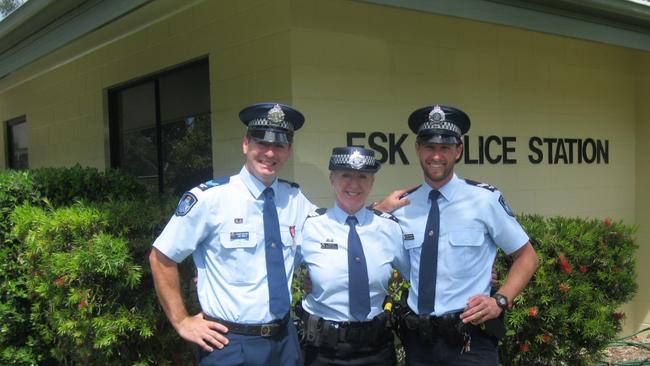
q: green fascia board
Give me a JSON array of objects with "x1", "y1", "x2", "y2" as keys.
[
  {"x1": 359, "y1": 0, "x2": 650, "y2": 51},
  {"x1": 0, "y1": 0, "x2": 152, "y2": 80}
]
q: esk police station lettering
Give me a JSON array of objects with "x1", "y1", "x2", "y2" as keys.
[{"x1": 346, "y1": 132, "x2": 609, "y2": 165}]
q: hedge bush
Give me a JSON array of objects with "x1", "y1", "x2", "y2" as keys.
[
  {"x1": 495, "y1": 215, "x2": 637, "y2": 365},
  {"x1": 0, "y1": 167, "x2": 195, "y2": 365}
]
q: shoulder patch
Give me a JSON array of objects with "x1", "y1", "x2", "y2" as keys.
[
  {"x1": 307, "y1": 207, "x2": 327, "y2": 218},
  {"x1": 400, "y1": 185, "x2": 422, "y2": 199},
  {"x1": 372, "y1": 209, "x2": 399, "y2": 223},
  {"x1": 499, "y1": 195, "x2": 515, "y2": 217},
  {"x1": 199, "y1": 176, "x2": 230, "y2": 191},
  {"x1": 465, "y1": 179, "x2": 497, "y2": 192},
  {"x1": 175, "y1": 192, "x2": 198, "y2": 216},
  {"x1": 278, "y1": 178, "x2": 300, "y2": 188}
]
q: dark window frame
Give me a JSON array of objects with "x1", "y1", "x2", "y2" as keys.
[
  {"x1": 5, "y1": 116, "x2": 28, "y2": 170},
  {"x1": 108, "y1": 58, "x2": 212, "y2": 194}
]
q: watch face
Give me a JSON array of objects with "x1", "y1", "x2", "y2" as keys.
[{"x1": 495, "y1": 294, "x2": 508, "y2": 309}]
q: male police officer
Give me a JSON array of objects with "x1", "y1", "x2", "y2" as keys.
[
  {"x1": 149, "y1": 103, "x2": 314, "y2": 366},
  {"x1": 376, "y1": 105, "x2": 539, "y2": 365}
]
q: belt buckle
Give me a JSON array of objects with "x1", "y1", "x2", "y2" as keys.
[{"x1": 260, "y1": 324, "x2": 271, "y2": 337}]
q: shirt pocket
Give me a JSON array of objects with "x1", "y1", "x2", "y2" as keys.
[
  {"x1": 446, "y1": 229, "x2": 486, "y2": 278},
  {"x1": 218, "y1": 227, "x2": 262, "y2": 284}
]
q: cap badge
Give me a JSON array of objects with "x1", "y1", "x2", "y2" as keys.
[
  {"x1": 428, "y1": 105, "x2": 445, "y2": 123},
  {"x1": 267, "y1": 104, "x2": 285, "y2": 125},
  {"x1": 348, "y1": 150, "x2": 365, "y2": 169}
]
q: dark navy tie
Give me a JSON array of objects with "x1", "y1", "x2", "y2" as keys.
[
  {"x1": 418, "y1": 190, "x2": 441, "y2": 314},
  {"x1": 262, "y1": 187, "x2": 290, "y2": 318},
  {"x1": 346, "y1": 215, "x2": 370, "y2": 321}
]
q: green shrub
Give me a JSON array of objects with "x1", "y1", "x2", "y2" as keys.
[
  {"x1": 495, "y1": 215, "x2": 638, "y2": 365},
  {"x1": 10, "y1": 201, "x2": 192, "y2": 365},
  {"x1": 0, "y1": 167, "x2": 192, "y2": 365}
]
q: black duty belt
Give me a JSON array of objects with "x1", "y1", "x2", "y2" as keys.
[
  {"x1": 203, "y1": 312, "x2": 289, "y2": 337},
  {"x1": 402, "y1": 310, "x2": 470, "y2": 345},
  {"x1": 295, "y1": 303, "x2": 391, "y2": 348}
]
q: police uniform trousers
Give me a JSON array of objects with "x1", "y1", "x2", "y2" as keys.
[
  {"x1": 197, "y1": 321, "x2": 302, "y2": 366},
  {"x1": 304, "y1": 332, "x2": 396, "y2": 366},
  {"x1": 402, "y1": 324, "x2": 497, "y2": 366}
]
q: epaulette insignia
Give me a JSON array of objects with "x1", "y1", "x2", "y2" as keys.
[
  {"x1": 400, "y1": 185, "x2": 422, "y2": 198},
  {"x1": 278, "y1": 178, "x2": 300, "y2": 188},
  {"x1": 465, "y1": 179, "x2": 497, "y2": 192},
  {"x1": 307, "y1": 208, "x2": 327, "y2": 218},
  {"x1": 372, "y1": 209, "x2": 399, "y2": 223},
  {"x1": 199, "y1": 176, "x2": 230, "y2": 191}
]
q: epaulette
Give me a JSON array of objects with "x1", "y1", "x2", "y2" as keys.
[
  {"x1": 198, "y1": 176, "x2": 230, "y2": 191},
  {"x1": 372, "y1": 209, "x2": 399, "y2": 223},
  {"x1": 465, "y1": 179, "x2": 497, "y2": 192},
  {"x1": 278, "y1": 178, "x2": 300, "y2": 188},
  {"x1": 307, "y1": 208, "x2": 327, "y2": 218},
  {"x1": 400, "y1": 185, "x2": 422, "y2": 199}
]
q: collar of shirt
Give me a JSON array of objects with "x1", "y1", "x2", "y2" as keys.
[
  {"x1": 238, "y1": 166, "x2": 279, "y2": 199},
  {"x1": 331, "y1": 202, "x2": 371, "y2": 226},
  {"x1": 422, "y1": 173, "x2": 462, "y2": 203}
]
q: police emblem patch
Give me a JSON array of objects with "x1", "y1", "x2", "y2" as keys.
[
  {"x1": 499, "y1": 195, "x2": 515, "y2": 217},
  {"x1": 175, "y1": 192, "x2": 197, "y2": 216}
]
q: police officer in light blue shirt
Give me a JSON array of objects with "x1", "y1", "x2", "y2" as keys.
[
  {"x1": 149, "y1": 103, "x2": 315, "y2": 366},
  {"x1": 297, "y1": 147, "x2": 409, "y2": 366},
  {"x1": 376, "y1": 105, "x2": 539, "y2": 366}
]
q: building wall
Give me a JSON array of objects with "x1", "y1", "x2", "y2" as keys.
[
  {"x1": 0, "y1": 0, "x2": 647, "y2": 332},
  {"x1": 288, "y1": 0, "x2": 644, "y2": 333},
  {"x1": 635, "y1": 51, "x2": 650, "y2": 332},
  {"x1": 0, "y1": 0, "x2": 295, "y2": 175}
]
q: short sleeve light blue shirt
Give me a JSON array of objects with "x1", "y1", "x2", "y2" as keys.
[
  {"x1": 392, "y1": 174, "x2": 529, "y2": 316},
  {"x1": 153, "y1": 166, "x2": 315, "y2": 323},
  {"x1": 300, "y1": 203, "x2": 409, "y2": 322}
]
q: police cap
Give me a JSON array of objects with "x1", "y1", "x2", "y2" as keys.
[
  {"x1": 239, "y1": 103, "x2": 305, "y2": 144},
  {"x1": 408, "y1": 104, "x2": 470, "y2": 144},
  {"x1": 329, "y1": 146, "x2": 380, "y2": 173}
]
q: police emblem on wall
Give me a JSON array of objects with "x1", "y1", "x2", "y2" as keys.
[{"x1": 175, "y1": 192, "x2": 197, "y2": 216}]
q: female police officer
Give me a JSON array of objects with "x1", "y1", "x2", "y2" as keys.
[{"x1": 296, "y1": 146, "x2": 409, "y2": 366}]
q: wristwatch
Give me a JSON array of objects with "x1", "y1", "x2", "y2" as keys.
[{"x1": 493, "y1": 293, "x2": 509, "y2": 313}]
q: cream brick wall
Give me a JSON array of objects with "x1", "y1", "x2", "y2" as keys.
[
  {"x1": 0, "y1": 0, "x2": 295, "y2": 171},
  {"x1": 635, "y1": 51, "x2": 650, "y2": 333},
  {"x1": 288, "y1": 0, "x2": 645, "y2": 333}
]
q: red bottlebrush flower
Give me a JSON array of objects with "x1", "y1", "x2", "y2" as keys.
[
  {"x1": 613, "y1": 266, "x2": 621, "y2": 273},
  {"x1": 54, "y1": 277, "x2": 65, "y2": 287},
  {"x1": 579, "y1": 265, "x2": 588, "y2": 273},
  {"x1": 558, "y1": 253, "x2": 573, "y2": 274},
  {"x1": 528, "y1": 306, "x2": 538, "y2": 317},
  {"x1": 603, "y1": 217, "x2": 612, "y2": 227},
  {"x1": 559, "y1": 283, "x2": 570, "y2": 293},
  {"x1": 78, "y1": 299, "x2": 88, "y2": 309},
  {"x1": 542, "y1": 333, "x2": 552, "y2": 343},
  {"x1": 520, "y1": 343, "x2": 529, "y2": 352},
  {"x1": 612, "y1": 312, "x2": 625, "y2": 320}
]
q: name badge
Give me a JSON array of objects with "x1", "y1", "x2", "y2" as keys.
[
  {"x1": 230, "y1": 232, "x2": 249, "y2": 240},
  {"x1": 403, "y1": 233, "x2": 415, "y2": 241},
  {"x1": 320, "y1": 243, "x2": 338, "y2": 250}
]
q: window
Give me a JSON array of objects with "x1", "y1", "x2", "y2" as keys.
[
  {"x1": 109, "y1": 59, "x2": 212, "y2": 195},
  {"x1": 6, "y1": 116, "x2": 28, "y2": 169}
]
